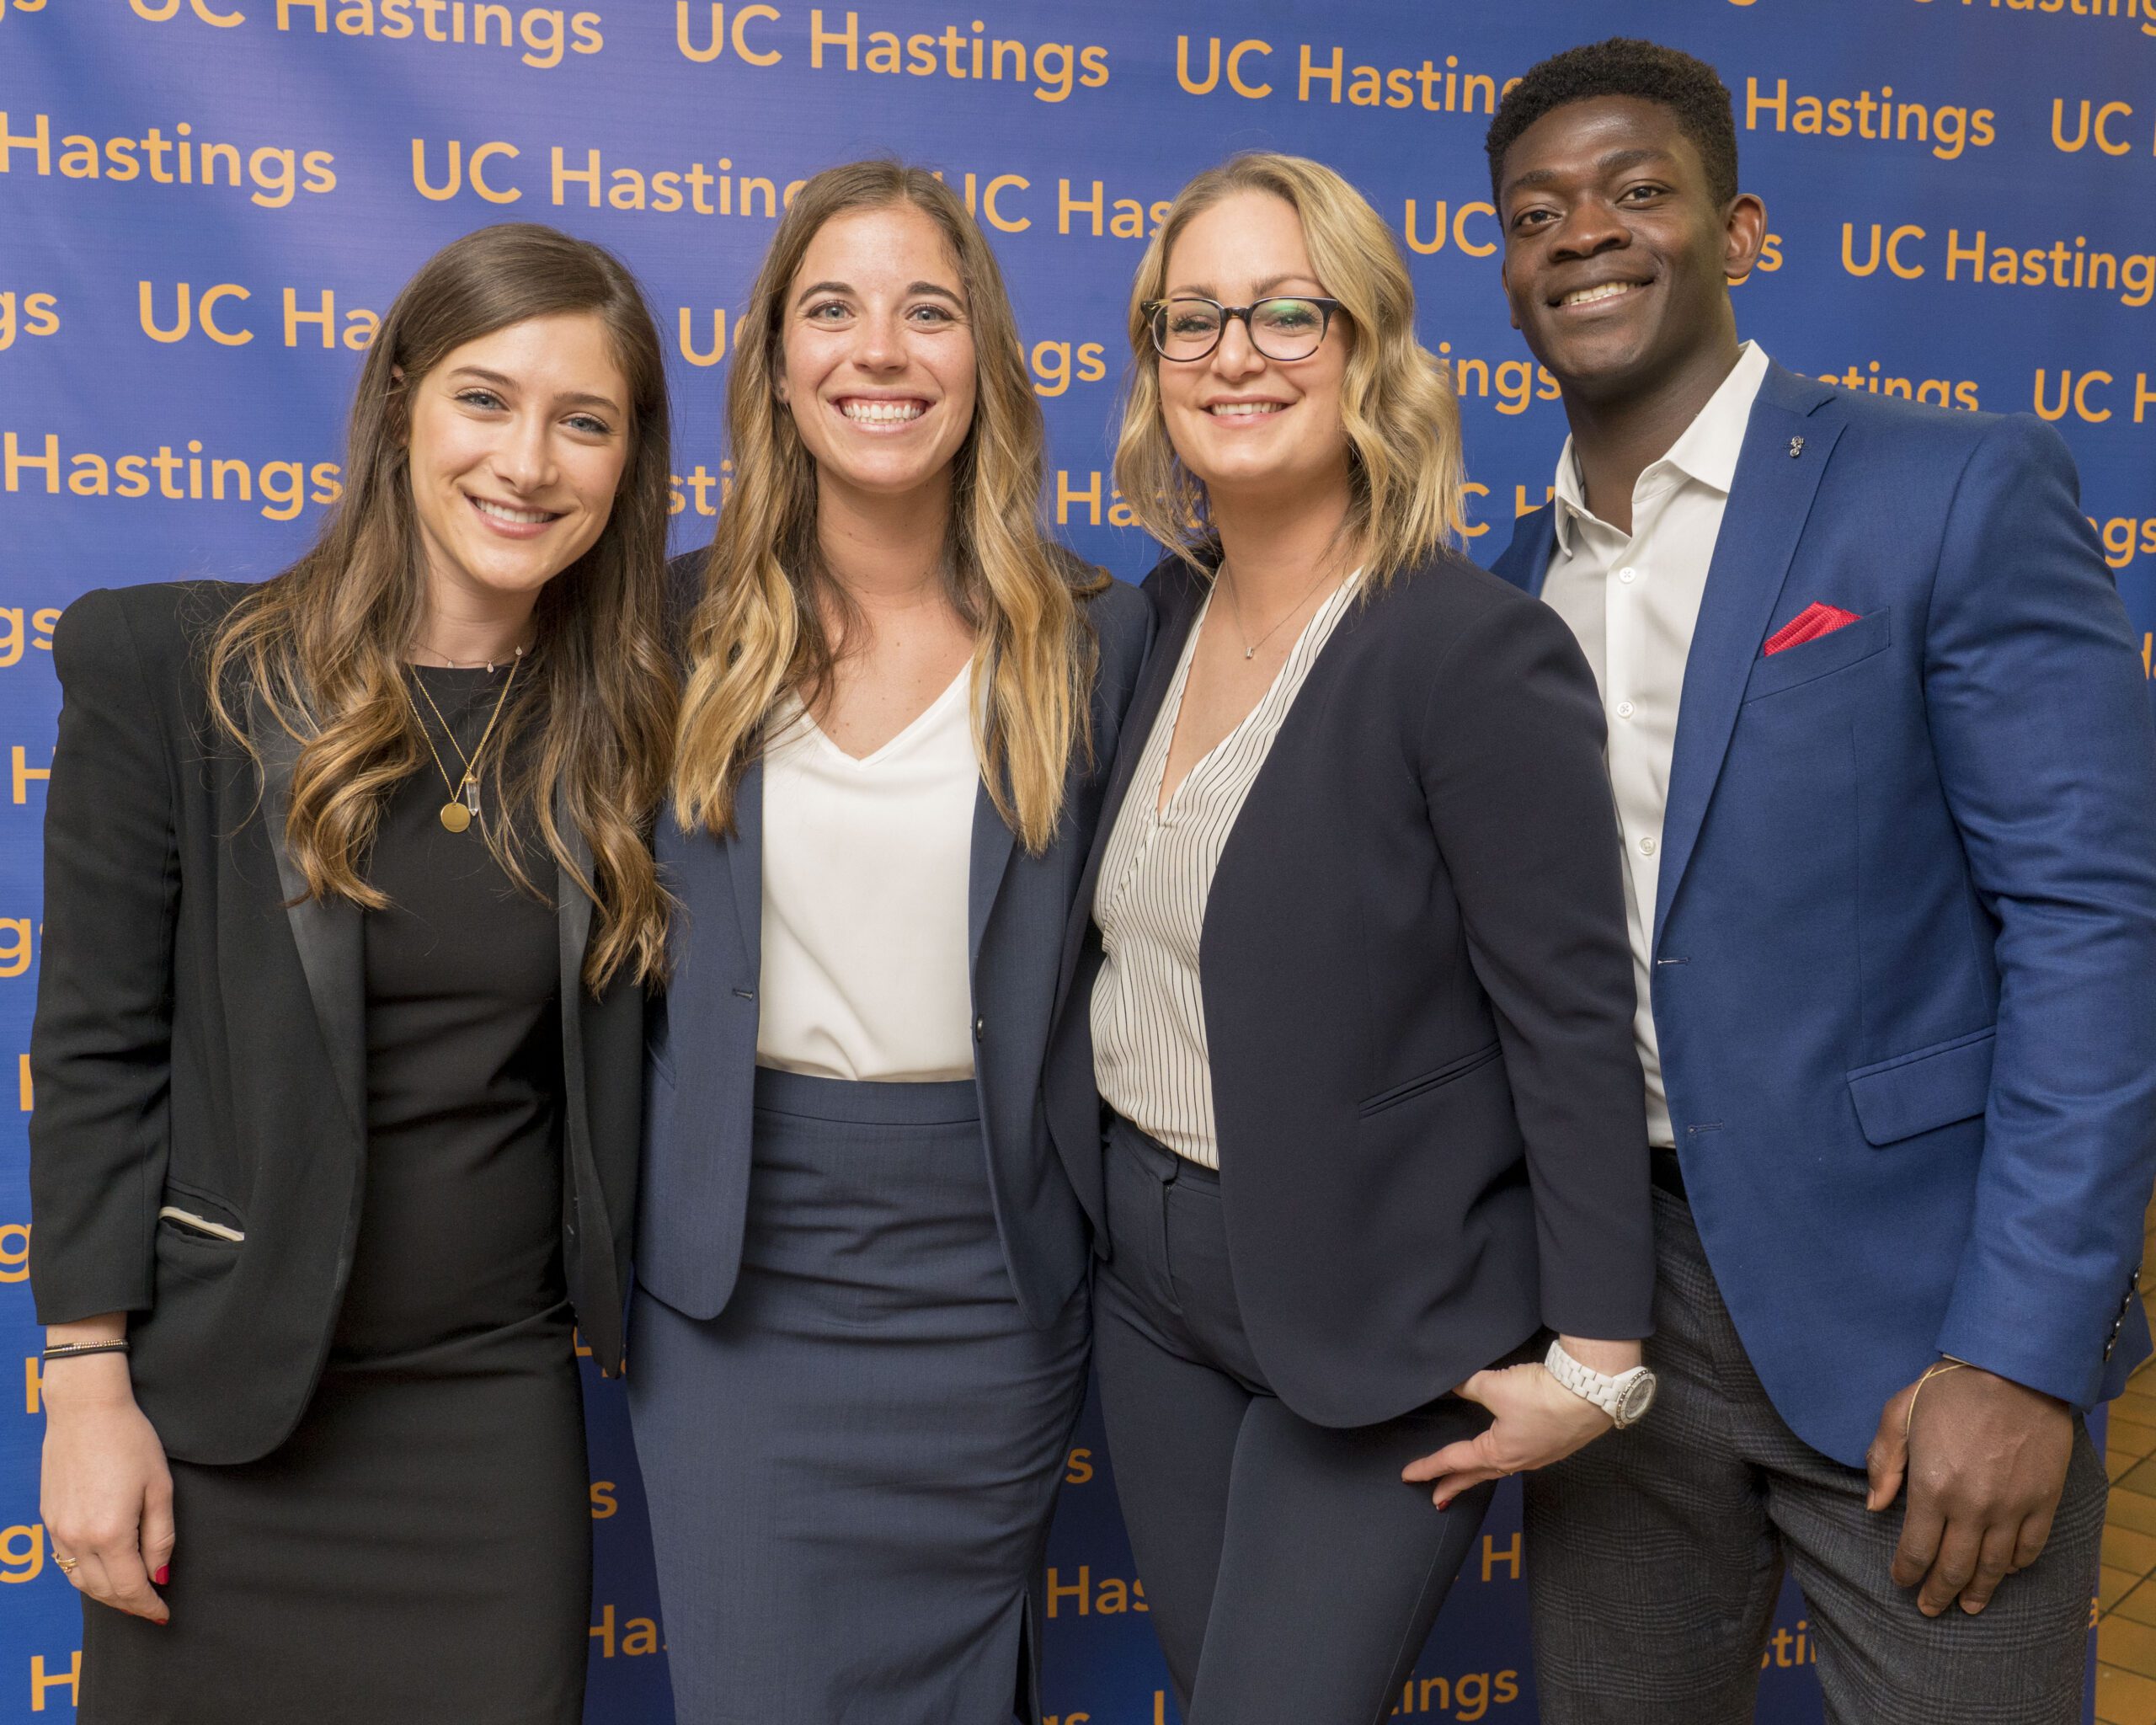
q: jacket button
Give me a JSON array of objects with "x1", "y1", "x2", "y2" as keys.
[{"x1": 974, "y1": 1016, "x2": 986, "y2": 1043}]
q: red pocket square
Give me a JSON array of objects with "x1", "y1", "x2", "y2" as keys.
[{"x1": 1763, "y1": 603, "x2": 1862, "y2": 656}]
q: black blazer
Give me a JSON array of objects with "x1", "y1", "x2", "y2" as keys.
[
  {"x1": 1043, "y1": 550, "x2": 1654, "y2": 1428},
  {"x1": 28, "y1": 582, "x2": 643, "y2": 1466}
]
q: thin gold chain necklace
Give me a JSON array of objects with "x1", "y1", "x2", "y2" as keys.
[
  {"x1": 1219, "y1": 560, "x2": 1341, "y2": 661},
  {"x1": 402, "y1": 649, "x2": 521, "y2": 834}
]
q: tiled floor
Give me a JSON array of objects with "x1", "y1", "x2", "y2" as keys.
[{"x1": 2095, "y1": 1204, "x2": 2156, "y2": 1724}]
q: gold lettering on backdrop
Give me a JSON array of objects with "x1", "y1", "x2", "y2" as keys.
[
  {"x1": 804, "y1": 11, "x2": 1108, "y2": 101},
  {"x1": 0, "y1": 111, "x2": 334, "y2": 206},
  {"x1": 1174, "y1": 36, "x2": 1274, "y2": 98},
  {"x1": 2091, "y1": 514, "x2": 2156, "y2": 571},
  {"x1": 2035, "y1": 368, "x2": 2156, "y2": 425},
  {"x1": 588, "y1": 1605, "x2": 662, "y2": 1657},
  {"x1": 2050, "y1": 98, "x2": 2137, "y2": 153},
  {"x1": 675, "y1": 2, "x2": 780, "y2": 63},
  {"x1": 1745, "y1": 77, "x2": 1997, "y2": 158},
  {"x1": 0, "y1": 608, "x2": 57, "y2": 669},
  {"x1": 1044, "y1": 1567, "x2": 1150, "y2": 1616},
  {"x1": 1801, "y1": 362, "x2": 1981, "y2": 410},
  {"x1": 3, "y1": 432, "x2": 342, "y2": 518},
  {"x1": 1433, "y1": 344, "x2": 1563, "y2": 417},
  {"x1": 272, "y1": 0, "x2": 602, "y2": 67},
  {"x1": 1382, "y1": 1669, "x2": 1522, "y2": 1718},
  {"x1": 1759, "y1": 1619, "x2": 1818, "y2": 1669},
  {"x1": 1294, "y1": 44, "x2": 1509, "y2": 112},
  {"x1": 1914, "y1": 0, "x2": 2156, "y2": 41},
  {"x1": 668, "y1": 460, "x2": 733, "y2": 517},
  {"x1": 0, "y1": 1221, "x2": 28, "y2": 1278},
  {"x1": 0, "y1": 1523, "x2": 45, "y2": 1582},
  {"x1": 1052, "y1": 471, "x2": 1140, "y2": 527},
  {"x1": 1402, "y1": 199, "x2": 1499, "y2": 257},
  {"x1": 0, "y1": 291, "x2": 60, "y2": 348},
  {"x1": 29, "y1": 1652, "x2": 79, "y2": 1712},
  {"x1": 129, "y1": 0, "x2": 244, "y2": 26},
  {"x1": 1839, "y1": 224, "x2": 2156, "y2": 307}
]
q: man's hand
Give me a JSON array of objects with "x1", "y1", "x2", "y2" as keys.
[{"x1": 1865, "y1": 1360, "x2": 2073, "y2": 1618}]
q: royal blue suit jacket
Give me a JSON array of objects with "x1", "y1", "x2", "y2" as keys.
[
  {"x1": 637, "y1": 570, "x2": 1155, "y2": 1331},
  {"x1": 1492, "y1": 359, "x2": 2156, "y2": 1467}
]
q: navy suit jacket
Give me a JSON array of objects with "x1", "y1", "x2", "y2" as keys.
[
  {"x1": 637, "y1": 571, "x2": 1155, "y2": 1330},
  {"x1": 1492, "y1": 360, "x2": 2156, "y2": 1466},
  {"x1": 1043, "y1": 549, "x2": 1655, "y2": 1429}
]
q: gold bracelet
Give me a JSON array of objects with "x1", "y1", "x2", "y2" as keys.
[{"x1": 1904, "y1": 1358, "x2": 1967, "y2": 1439}]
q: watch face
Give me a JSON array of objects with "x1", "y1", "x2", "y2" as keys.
[{"x1": 1619, "y1": 1370, "x2": 1658, "y2": 1425}]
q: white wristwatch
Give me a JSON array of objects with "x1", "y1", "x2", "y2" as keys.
[{"x1": 1545, "y1": 1340, "x2": 1658, "y2": 1429}]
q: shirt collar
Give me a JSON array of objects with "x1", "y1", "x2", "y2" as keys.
[{"x1": 1550, "y1": 341, "x2": 1770, "y2": 555}]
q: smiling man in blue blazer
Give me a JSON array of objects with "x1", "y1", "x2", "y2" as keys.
[{"x1": 1485, "y1": 39, "x2": 2156, "y2": 1725}]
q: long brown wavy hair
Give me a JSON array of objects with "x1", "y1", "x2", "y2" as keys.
[
  {"x1": 208, "y1": 222, "x2": 675, "y2": 989},
  {"x1": 672, "y1": 160, "x2": 1102, "y2": 854},
  {"x1": 1114, "y1": 152, "x2": 1465, "y2": 585}
]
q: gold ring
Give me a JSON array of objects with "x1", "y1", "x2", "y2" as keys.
[{"x1": 53, "y1": 1555, "x2": 77, "y2": 1573}]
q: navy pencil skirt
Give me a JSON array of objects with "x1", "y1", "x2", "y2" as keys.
[{"x1": 627, "y1": 1068, "x2": 1089, "y2": 1725}]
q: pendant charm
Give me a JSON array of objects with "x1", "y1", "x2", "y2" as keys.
[
  {"x1": 439, "y1": 801, "x2": 472, "y2": 834},
  {"x1": 1243, "y1": 647, "x2": 1255, "y2": 660},
  {"x1": 464, "y1": 779, "x2": 481, "y2": 817}
]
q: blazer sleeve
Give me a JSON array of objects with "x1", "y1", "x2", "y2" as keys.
[
  {"x1": 1923, "y1": 415, "x2": 2156, "y2": 1406},
  {"x1": 1417, "y1": 593, "x2": 1653, "y2": 1338},
  {"x1": 28, "y1": 588, "x2": 184, "y2": 1325}
]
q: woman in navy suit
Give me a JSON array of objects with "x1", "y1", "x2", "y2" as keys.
[
  {"x1": 626, "y1": 161, "x2": 1151, "y2": 1725},
  {"x1": 1042, "y1": 152, "x2": 1658, "y2": 1723}
]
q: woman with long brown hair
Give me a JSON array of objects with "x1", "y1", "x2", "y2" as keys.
[
  {"x1": 29, "y1": 222, "x2": 675, "y2": 1723},
  {"x1": 627, "y1": 160, "x2": 1152, "y2": 1724}
]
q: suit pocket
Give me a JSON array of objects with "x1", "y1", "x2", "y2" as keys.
[
  {"x1": 1358, "y1": 1043, "x2": 1502, "y2": 1118},
  {"x1": 154, "y1": 1190, "x2": 245, "y2": 1284},
  {"x1": 1743, "y1": 608, "x2": 1892, "y2": 703},
  {"x1": 1846, "y1": 1026, "x2": 1994, "y2": 1146}
]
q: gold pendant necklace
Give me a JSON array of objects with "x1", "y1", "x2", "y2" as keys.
[
  {"x1": 402, "y1": 649, "x2": 522, "y2": 834},
  {"x1": 1221, "y1": 559, "x2": 1342, "y2": 661}
]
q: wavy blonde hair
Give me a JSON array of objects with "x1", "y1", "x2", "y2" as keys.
[
  {"x1": 209, "y1": 223, "x2": 675, "y2": 989},
  {"x1": 1114, "y1": 152, "x2": 1465, "y2": 583},
  {"x1": 672, "y1": 160, "x2": 1102, "y2": 853}
]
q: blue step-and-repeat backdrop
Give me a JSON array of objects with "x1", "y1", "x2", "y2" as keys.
[{"x1": 3, "y1": 1, "x2": 2153, "y2": 1719}]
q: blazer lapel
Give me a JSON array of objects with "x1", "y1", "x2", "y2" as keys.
[
  {"x1": 726, "y1": 755, "x2": 765, "y2": 981},
  {"x1": 1050, "y1": 564, "x2": 1200, "y2": 1020},
  {"x1": 552, "y1": 801, "x2": 621, "y2": 1356},
  {"x1": 1654, "y1": 364, "x2": 1844, "y2": 951},
  {"x1": 251, "y1": 695, "x2": 366, "y2": 1137},
  {"x1": 969, "y1": 780, "x2": 1017, "y2": 969},
  {"x1": 1497, "y1": 507, "x2": 1558, "y2": 599}
]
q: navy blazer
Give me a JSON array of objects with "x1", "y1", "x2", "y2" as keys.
[
  {"x1": 638, "y1": 569, "x2": 1155, "y2": 1330},
  {"x1": 1043, "y1": 549, "x2": 1654, "y2": 1429},
  {"x1": 1492, "y1": 359, "x2": 2156, "y2": 1467}
]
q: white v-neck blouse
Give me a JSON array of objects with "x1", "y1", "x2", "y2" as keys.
[
  {"x1": 1090, "y1": 571, "x2": 1361, "y2": 1167},
  {"x1": 756, "y1": 665, "x2": 979, "y2": 1081}
]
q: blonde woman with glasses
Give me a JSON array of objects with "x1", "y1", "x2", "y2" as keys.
[
  {"x1": 627, "y1": 160, "x2": 1153, "y2": 1725},
  {"x1": 1038, "y1": 153, "x2": 1657, "y2": 1722}
]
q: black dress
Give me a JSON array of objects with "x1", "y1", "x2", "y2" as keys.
[{"x1": 82, "y1": 665, "x2": 589, "y2": 1725}]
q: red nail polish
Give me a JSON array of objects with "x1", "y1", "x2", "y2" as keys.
[
  {"x1": 1436, "y1": 1498, "x2": 1451, "y2": 1510},
  {"x1": 152, "y1": 1566, "x2": 169, "y2": 1585}
]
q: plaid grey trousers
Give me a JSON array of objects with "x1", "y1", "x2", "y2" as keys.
[{"x1": 1524, "y1": 1188, "x2": 2106, "y2": 1725}]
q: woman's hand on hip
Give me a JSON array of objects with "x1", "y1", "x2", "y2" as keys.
[
  {"x1": 41, "y1": 1348, "x2": 174, "y2": 1623},
  {"x1": 1401, "y1": 1360, "x2": 1615, "y2": 1510}
]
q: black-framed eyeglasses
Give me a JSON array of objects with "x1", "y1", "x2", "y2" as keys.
[{"x1": 1142, "y1": 296, "x2": 1344, "y2": 363}]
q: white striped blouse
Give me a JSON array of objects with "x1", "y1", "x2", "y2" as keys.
[{"x1": 1090, "y1": 571, "x2": 1362, "y2": 1170}]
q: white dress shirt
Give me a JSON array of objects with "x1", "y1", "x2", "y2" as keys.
[
  {"x1": 1540, "y1": 340, "x2": 1769, "y2": 1149},
  {"x1": 755, "y1": 665, "x2": 979, "y2": 1081},
  {"x1": 1091, "y1": 572, "x2": 1362, "y2": 1169}
]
